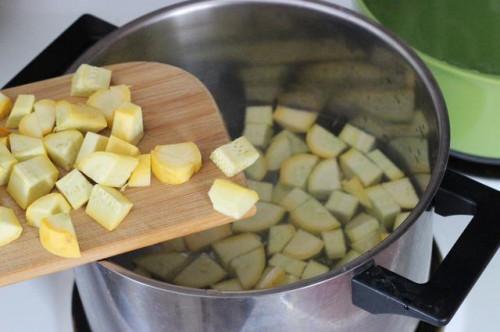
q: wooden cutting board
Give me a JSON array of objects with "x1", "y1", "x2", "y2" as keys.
[{"x1": 0, "y1": 61, "x2": 252, "y2": 287}]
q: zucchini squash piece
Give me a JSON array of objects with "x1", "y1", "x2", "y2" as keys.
[
  {"x1": 306, "y1": 124, "x2": 346, "y2": 158},
  {"x1": 243, "y1": 123, "x2": 273, "y2": 149},
  {"x1": 210, "y1": 136, "x2": 259, "y2": 177},
  {"x1": 245, "y1": 150, "x2": 267, "y2": 181},
  {"x1": 301, "y1": 260, "x2": 329, "y2": 279},
  {"x1": 212, "y1": 278, "x2": 243, "y2": 291},
  {"x1": 265, "y1": 131, "x2": 292, "y2": 171},
  {"x1": 321, "y1": 229, "x2": 346, "y2": 259},
  {"x1": 256, "y1": 266, "x2": 286, "y2": 289},
  {"x1": 232, "y1": 201, "x2": 285, "y2": 233},
  {"x1": 247, "y1": 180, "x2": 273, "y2": 202},
  {"x1": 290, "y1": 198, "x2": 340, "y2": 234},
  {"x1": 341, "y1": 177, "x2": 372, "y2": 209},
  {"x1": 283, "y1": 229, "x2": 324, "y2": 260},
  {"x1": 338, "y1": 124, "x2": 375, "y2": 153},
  {"x1": 184, "y1": 224, "x2": 232, "y2": 252},
  {"x1": 269, "y1": 253, "x2": 307, "y2": 277},
  {"x1": 345, "y1": 213, "x2": 379, "y2": 243},
  {"x1": 245, "y1": 105, "x2": 273, "y2": 126},
  {"x1": 174, "y1": 254, "x2": 227, "y2": 288},
  {"x1": 325, "y1": 190, "x2": 359, "y2": 223},
  {"x1": 134, "y1": 252, "x2": 190, "y2": 281},
  {"x1": 212, "y1": 233, "x2": 262, "y2": 268},
  {"x1": 279, "y1": 188, "x2": 311, "y2": 211},
  {"x1": 339, "y1": 148, "x2": 383, "y2": 187},
  {"x1": 230, "y1": 246, "x2": 266, "y2": 289},
  {"x1": 267, "y1": 224, "x2": 296, "y2": 255},
  {"x1": 382, "y1": 178, "x2": 419, "y2": 209},
  {"x1": 307, "y1": 158, "x2": 341, "y2": 199},
  {"x1": 273, "y1": 105, "x2": 317, "y2": 133},
  {"x1": 366, "y1": 185, "x2": 401, "y2": 229},
  {"x1": 367, "y1": 149, "x2": 404, "y2": 181},
  {"x1": 279, "y1": 153, "x2": 318, "y2": 189}
]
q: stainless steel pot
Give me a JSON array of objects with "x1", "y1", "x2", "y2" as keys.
[{"x1": 71, "y1": 1, "x2": 500, "y2": 331}]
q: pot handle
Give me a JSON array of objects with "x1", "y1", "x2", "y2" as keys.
[{"x1": 351, "y1": 169, "x2": 500, "y2": 327}]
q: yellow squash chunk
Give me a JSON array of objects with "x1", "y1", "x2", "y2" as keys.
[
  {"x1": 382, "y1": 178, "x2": 419, "y2": 209},
  {"x1": 265, "y1": 131, "x2": 292, "y2": 171},
  {"x1": 243, "y1": 123, "x2": 273, "y2": 149},
  {"x1": 272, "y1": 183, "x2": 292, "y2": 204},
  {"x1": 159, "y1": 237, "x2": 186, "y2": 252},
  {"x1": 74, "y1": 132, "x2": 108, "y2": 168},
  {"x1": 366, "y1": 185, "x2": 401, "y2": 229},
  {"x1": 0, "y1": 136, "x2": 8, "y2": 147},
  {"x1": 321, "y1": 229, "x2": 347, "y2": 259},
  {"x1": 268, "y1": 253, "x2": 306, "y2": 277},
  {"x1": 85, "y1": 184, "x2": 133, "y2": 231},
  {"x1": 342, "y1": 177, "x2": 372, "y2": 208},
  {"x1": 279, "y1": 274, "x2": 300, "y2": 285},
  {"x1": 78, "y1": 152, "x2": 138, "y2": 187},
  {"x1": 0, "y1": 144, "x2": 17, "y2": 185},
  {"x1": 111, "y1": 102, "x2": 144, "y2": 145},
  {"x1": 232, "y1": 201, "x2": 285, "y2": 233},
  {"x1": 345, "y1": 213, "x2": 380, "y2": 243},
  {"x1": 56, "y1": 169, "x2": 93, "y2": 209},
  {"x1": 210, "y1": 136, "x2": 259, "y2": 177},
  {"x1": 393, "y1": 212, "x2": 410, "y2": 230},
  {"x1": 134, "y1": 252, "x2": 190, "y2": 281},
  {"x1": 26, "y1": 193, "x2": 71, "y2": 228},
  {"x1": 306, "y1": 124, "x2": 347, "y2": 158},
  {"x1": 246, "y1": 180, "x2": 273, "y2": 202},
  {"x1": 339, "y1": 148, "x2": 383, "y2": 187},
  {"x1": 212, "y1": 233, "x2": 262, "y2": 268},
  {"x1": 19, "y1": 113, "x2": 43, "y2": 138},
  {"x1": 244, "y1": 150, "x2": 267, "y2": 181},
  {"x1": 256, "y1": 266, "x2": 286, "y2": 289},
  {"x1": 307, "y1": 158, "x2": 341, "y2": 199},
  {"x1": 230, "y1": 246, "x2": 265, "y2": 290},
  {"x1": 267, "y1": 224, "x2": 296, "y2": 255},
  {"x1": 105, "y1": 135, "x2": 140, "y2": 156},
  {"x1": 325, "y1": 190, "x2": 359, "y2": 223},
  {"x1": 71, "y1": 64, "x2": 112, "y2": 97},
  {"x1": 212, "y1": 278, "x2": 244, "y2": 291},
  {"x1": 9, "y1": 133, "x2": 46, "y2": 161},
  {"x1": 301, "y1": 260, "x2": 329, "y2": 279},
  {"x1": 33, "y1": 99, "x2": 56, "y2": 134},
  {"x1": 7, "y1": 155, "x2": 59, "y2": 209},
  {"x1": 290, "y1": 198, "x2": 340, "y2": 234},
  {"x1": 339, "y1": 124, "x2": 376, "y2": 153},
  {"x1": 283, "y1": 229, "x2": 324, "y2": 260},
  {"x1": 279, "y1": 188, "x2": 311, "y2": 212},
  {"x1": 55, "y1": 101, "x2": 107, "y2": 132},
  {"x1": 39, "y1": 213, "x2": 80, "y2": 258},
  {"x1": 0, "y1": 92, "x2": 13, "y2": 119},
  {"x1": 151, "y1": 142, "x2": 202, "y2": 184},
  {"x1": 279, "y1": 153, "x2": 318, "y2": 189},
  {"x1": 0, "y1": 207, "x2": 22, "y2": 247},
  {"x1": 173, "y1": 253, "x2": 227, "y2": 288},
  {"x1": 6, "y1": 94, "x2": 35, "y2": 129},
  {"x1": 184, "y1": 224, "x2": 232, "y2": 252},
  {"x1": 367, "y1": 149, "x2": 404, "y2": 181},
  {"x1": 245, "y1": 105, "x2": 273, "y2": 126},
  {"x1": 208, "y1": 179, "x2": 259, "y2": 219},
  {"x1": 44, "y1": 130, "x2": 84, "y2": 170},
  {"x1": 87, "y1": 85, "x2": 131, "y2": 125},
  {"x1": 273, "y1": 105, "x2": 317, "y2": 133},
  {"x1": 128, "y1": 154, "x2": 151, "y2": 187},
  {"x1": 334, "y1": 250, "x2": 361, "y2": 268}
]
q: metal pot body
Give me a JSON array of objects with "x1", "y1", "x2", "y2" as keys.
[
  {"x1": 76, "y1": 212, "x2": 432, "y2": 332},
  {"x1": 73, "y1": 1, "x2": 447, "y2": 331}
]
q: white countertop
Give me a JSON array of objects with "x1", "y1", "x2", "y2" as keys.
[{"x1": 0, "y1": 1, "x2": 498, "y2": 332}]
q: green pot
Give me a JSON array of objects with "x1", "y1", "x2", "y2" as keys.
[{"x1": 357, "y1": 0, "x2": 500, "y2": 162}]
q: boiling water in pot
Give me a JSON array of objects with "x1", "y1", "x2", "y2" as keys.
[{"x1": 113, "y1": 40, "x2": 431, "y2": 291}]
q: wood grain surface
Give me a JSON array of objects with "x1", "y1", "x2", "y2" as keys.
[{"x1": 0, "y1": 61, "x2": 252, "y2": 287}]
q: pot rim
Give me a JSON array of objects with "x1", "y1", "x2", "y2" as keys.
[{"x1": 75, "y1": 0, "x2": 450, "y2": 298}]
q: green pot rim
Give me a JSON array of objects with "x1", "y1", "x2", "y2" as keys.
[{"x1": 355, "y1": 0, "x2": 500, "y2": 85}]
